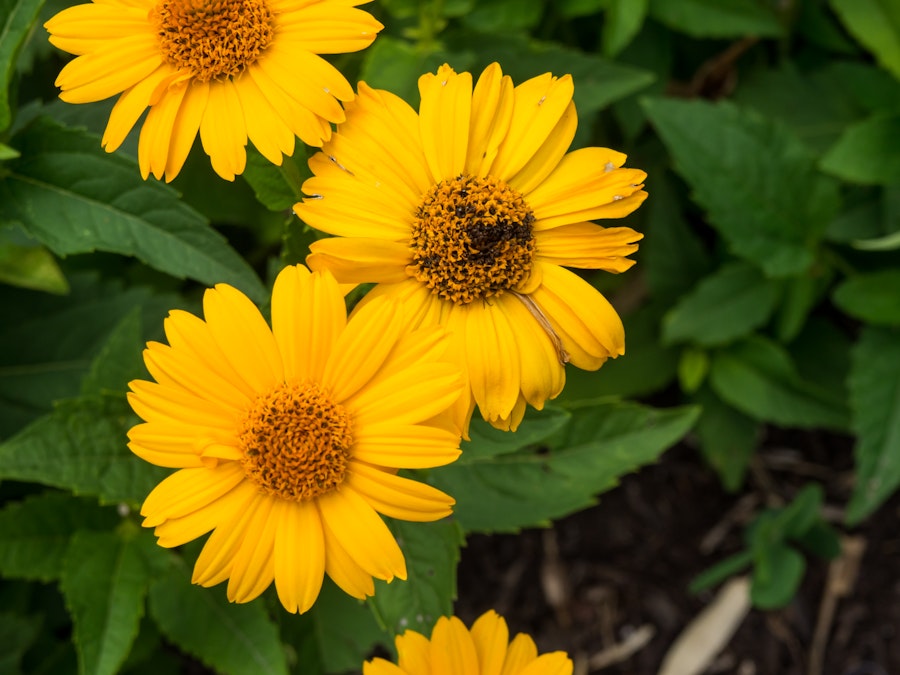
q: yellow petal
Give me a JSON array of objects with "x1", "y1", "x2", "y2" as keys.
[
  {"x1": 396, "y1": 630, "x2": 432, "y2": 673},
  {"x1": 202, "y1": 283, "x2": 283, "y2": 394},
  {"x1": 226, "y1": 496, "x2": 278, "y2": 603},
  {"x1": 55, "y1": 34, "x2": 162, "y2": 103},
  {"x1": 500, "y1": 633, "x2": 539, "y2": 675},
  {"x1": 320, "y1": 504, "x2": 376, "y2": 599},
  {"x1": 350, "y1": 422, "x2": 460, "y2": 469},
  {"x1": 306, "y1": 238, "x2": 411, "y2": 284},
  {"x1": 45, "y1": 3, "x2": 149, "y2": 55},
  {"x1": 164, "y1": 80, "x2": 209, "y2": 182},
  {"x1": 418, "y1": 64, "x2": 472, "y2": 182},
  {"x1": 256, "y1": 43, "x2": 345, "y2": 123},
  {"x1": 192, "y1": 490, "x2": 268, "y2": 587},
  {"x1": 138, "y1": 82, "x2": 188, "y2": 181},
  {"x1": 199, "y1": 80, "x2": 248, "y2": 181},
  {"x1": 471, "y1": 611, "x2": 510, "y2": 675},
  {"x1": 127, "y1": 381, "x2": 238, "y2": 431},
  {"x1": 464, "y1": 301, "x2": 521, "y2": 422},
  {"x1": 322, "y1": 296, "x2": 403, "y2": 402},
  {"x1": 128, "y1": 421, "x2": 231, "y2": 469},
  {"x1": 517, "y1": 653, "x2": 574, "y2": 675},
  {"x1": 273, "y1": 500, "x2": 326, "y2": 613},
  {"x1": 346, "y1": 462, "x2": 455, "y2": 521},
  {"x1": 139, "y1": 462, "x2": 245, "y2": 526},
  {"x1": 430, "y1": 616, "x2": 479, "y2": 675},
  {"x1": 363, "y1": 659, "x2": 407, "y2": 675},
  {"x1": 271, "y1": 265, "x2": 346, "y2": 383},
  {"x1": 317, "y1": 487, "x2": 406, "y2": 581},
  {"x1": 277, "y1": 3, "x2": 382, "y2": 54},
  {"x1": 508, "y1": 100, "x2": 576, "y2": 195},
  {"x1": 466, "y1": 63, "x2": 515, "y2": 176},
  {"x1": 233, "y1": 72, "x2": 295, "y2": 165},
  {"x1": 528, "y1": 262, "x2": 624, "y2": 370},
  {"x1": 535, "y1": 222, "x2": 642, "y2": 271},
  {"x1": 247, "y1": 61, "x2": 332, "y2": 146},
  {"x1": 101, "y1": 64, "x2": 177, "y2": 153},
  {"x1": 489, "y1": 73, "x2": 574, "y2": 182}
]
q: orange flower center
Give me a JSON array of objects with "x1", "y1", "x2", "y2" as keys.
[
  {"x1": 239, "y1": 382, "x2": 353, "y2": 501},
  {"x1": 407, "y1": 174, "x2": 536, "y2": 305},
  {"x1": 151, "y1": 0, "x2": 274, "y2": 82}
]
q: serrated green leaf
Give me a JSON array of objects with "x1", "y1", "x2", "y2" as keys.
[
  {"x1": 241, "y1": 148, "x2": 307, "y2": 213},
  {"x1": 750, "y1": 543, "x2": 805, "y2": 609},
  {"x1": 821, "y1": 114, "x2": 900, "y2": 184},
  {"x1": 0, "y1": 117, "x2": 265, "y2": 302},
  {"x1": 829, "y1": 0, "x2": 900, "y2": 80},
  {"x1": 0, "y1": 227, "x2": 68, "y2": 294},
  {"x1": 80, "y1": 310, "x2": 144, "y2": 397},
  {"x1": 0, "y1": 611, "x2": 41, "y2": 675},
  {"x1": 694, "y1": 387, "x2": 759, "y2": 492},
  {"x1": 369, "y1": 519, "x2": 462, "y2": 637},
  {"x1": 833, "y1": 269, "x2": 900, "y2": 325},
  {"x1": 709, "y1": 336, "x2": 850, "y2": 430},
  {"x1": 846, "y1": 326, "x2": 900, "y2": 524},
  {"x1": 663, "y1": 262, "x2": 780, "y2": 347},
  {"x1": 0, "y1": 395, "x2": 167, "y2": 504},
  {"x1": 643, "y1": 98, "x2": 840, "y2": 277},
  {"x1": 433, "y1": 403, "x2": 698, "y2": 533},
  {"x1": 0, "y1": 0, "x2": 45, "y2": 132},
  {"x1": 463, "y1": 0, "x2": 544, "y2": 32},
  {"x1": 0, "y1": 492, "x2": 118, "y2": 581},
  {"x1": 60, "y1": 530, "x2": 167, "y2": 675},
  {"x1": 647, "y1": 0, "x2": 783, "y2": 38},
  {"x1": 148, "y1": 561, "x2": 289, "y2": 675},
  {"x1": 463, "y1": 406, "x2": 571, "y2": 460},
  {"x1": 602, "y1": 0, "x2": 648, "y2": 57}
]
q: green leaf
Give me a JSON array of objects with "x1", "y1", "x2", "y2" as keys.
[
  {"x1": 846, "y1": 326, "x2": 900, "y2": 524},
  {"x1": 774, "y1": 267, "x2": 833, "y2": 342},
  {"x1": 678, "y1": 348, "x2": 710, "y2": 394},
  {"x1": 297, "y1": 578, "x2": 386, "y2": 674},
  {"x1": 795, "y1": 522, "x2": 841, "y2": 560},
  {"x1": 663, "y1": 262, "x2": 780, "y2": 347},
  {"x1": 433, "y1": 402, "x2": 698, "y2": 533},
  {"x1": 0, "y1": 142, "x2": 19, "y2": 160},
  {"x1": 774, "y1": 484, "x2": 824, "y2": 540},
  {"x1": 369, "y1": 519, "x2": 462, "y2": 637},
  {"x1": 829, "y1": 0, "x2": 900, "y2": 80},
  {"x1": 643, "y1": 98, "x2": 840, "y2": 277},
  {"x1": 694, "y1": 386, "x2": 759, "y2": 492},
  {"x1": 602, "y1": 0, "x2": 648, "y2": 57},
  {"x1": 559, "y1": 0, "x2": 608, "y2": 17},
  {"x1": 647, "y1": 0, "x2": 783, "y2": 38},
  {"x1": 0, "y1": 612, "x2": 41, "y2": 675},
  {"x1": 80, "y1": 309, "x2": 145, "y2": 397},
  {"x1": 688, "y1": 550, "x2": 753, "y2": 594},
  {"x1": 148, "y1": 560, "x2": 289, "y2": 675},
  {"x1": 462, "y1": 0, "x2": 544, "y2": 32},
  {"x1": 750, "y1": 543, "x2": 805, "y2": 609},
  {"x1": 0, "y1": 492, "x2": 118, "y2": 581},
  {"x1": 0, "y1": 0, "x2": 45, "y2": 132},
  {"x1": 0, "y1": 395, "x2": 167, "y2": 504},
  {"x1": 833, "y1": 269, "x2": 900, "y2": 326},
  {"x1": 821, "y1": 114, "x2": 900, "y2": 184},
  {"x1": 0, "y1": 117, "x2": 266, "y2": 302},
  {"x1": 60, "y1": 529, "x2": 167, "y2": 675},
  {"x1": 464, "y1": 406, "x2": 571, "y2": 460},
  {"x1": 241, "y1": 148, "x2": 308, "y2": 213},
  {"x1": 709, "y1": 336, "x2": 850, "y2": 430},
  {"x1": 0, "y1": 227, "x2": 68, "y2": 294}
]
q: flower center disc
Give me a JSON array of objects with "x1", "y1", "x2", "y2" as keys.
[
  {"x1": 151, "y1": 0, "x2": 274, "y2": 82},
  {"x1": 239, "y1": 383, "x2": 353, "y2": 502},
  {"x1": 407, "y1": 175, "x2": 536, "y2": 305}
]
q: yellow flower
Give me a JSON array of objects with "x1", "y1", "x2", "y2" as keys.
[
  {"x1": 364, "y1": 610, "x2": 573, "y2": 675},
  {"x1": 45, "y1": 0, "x2": 382, "y2": 182},
  {"x1": 294, "y1": 63, "x2": 647, "y2": 432},
  {"x1": 127, "y1": 265, "x2": 464, "y2": 612}
]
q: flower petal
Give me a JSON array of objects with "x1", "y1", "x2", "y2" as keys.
[
  {"x1": 470, "y1": 611, "x2": 509, "y2": 675},
  {"x1": 140, "y1": 462, "x2": 245, "y2": 527},
  {"x1": 430, "y1": 616, "x2": 479, "y2": 675},
  {"x1": 346, "y1": 461, "x2": 455, "y2": 521},
  {"x1": 349, "y1": 422, "x2": 460, "y2": 469},
  {"x1": 278, "y1": 3, "x2": 382, "y2": 54},
  {"x1": 199, "y1": 80, "x2": 248, "y2": 181},
  {"x1": 226, "y1": 496, "x2": 278, "y2": 603},
  {"x1": 466, "y1": 63, "x2": 514, "y2": 177},
  {"x1": 306, "y1": 238, "x2": 412, "y2": 284},
  {"x1": 273, "y1": 500, "x2": 325, "y2": 613},
  {"x1": 418, "y1": 64, "x2": 472, "y2": 182},
  {"x1": 500, "y1": 633, "x2": 539, "y2": 675},
  {"x1": 463, "y1": 300, "x2": 521, "y2": 422},
  {"x1": 535, "y1": 222, "x2": 642, "y2": 271}
]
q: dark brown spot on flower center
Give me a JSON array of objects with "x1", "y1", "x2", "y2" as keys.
[
  {"x1": 407, "y1": 174, "x2": 536, "y2": 305},
  {"x1": 239, "y1": 382, "x2": 353, "y2": 501},
  {"x1": 151, "y1": 0, "x2": 274, "y2": 82}
]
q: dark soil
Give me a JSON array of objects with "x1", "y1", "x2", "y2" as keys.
[{"x1": 455, "y1": 432, "x2": 900, "y2": 675}]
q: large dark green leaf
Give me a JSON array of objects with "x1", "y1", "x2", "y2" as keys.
[
  {"x1": 846, "y1": 327, "x2": 900, "y2": 524},
  {"x1": 647, "y1": 0, "x2": 783, "y2": 38},
  {"x1": 0, "y1": 0, "x2": 44, "y2": 132},
  {"x1": 0, "y1": 118, "x2": 266, "y2": 302},
  {"x1": 643, "y1": 98, "x2": 840, "y2": 277},
  {"x1": 694, "y1": 387, "x2": 760, "y2": 492}
]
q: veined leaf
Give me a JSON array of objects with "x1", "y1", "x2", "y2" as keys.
[
  {"x1": 60, "y1": 529, "x2": 168, "y2": 675},
  {"x1": 648, "y1": 0, "x2": 783, "y2": 38},
  {"x1": 833, "y1": 269, "x2": 900, "y2": 326},
  {"x1": 643, "y1": 98, "x2": 840, "y2": 277},
  {"x1": 369, "y1": 519, "x2": 463, "y2": 637},
  {"x1": 148, "y1": 560, "x2": 289, "y2": 675},
  {"x1": 0, "y1": 492, "x2": 118, "y2": 581},
  {"x1": 846, "y1": 327, "x2": 900, "y2": 524},
  {"x1": 821, "y1": 114, "x2": 900, "y2": 185},
  {"x1": 663, "y1": 262, "x2": 780, "y2": 347},
  {"x1": 463, "y1": 406, "x2": 571, "y2": 460},
  {"x1": 0, "y1": 117, "x2": 266, "y2": 302},
  {"x1": 0, "y1": 0, "x2": 44, "y2": 132},
  {"x1": 829, "y1": 0, "x2": 900, "y2": 80}
]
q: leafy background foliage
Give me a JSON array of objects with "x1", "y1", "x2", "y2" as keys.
[{"x1": 1, "y1": 0, "x2": 898, "y2": 672}]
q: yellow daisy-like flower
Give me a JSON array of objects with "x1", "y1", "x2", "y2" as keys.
[
  {"x1": 45, "y1": 0, "x2": 383, "y2": 182},
  {"x1": 294, "y1": 63, "x2": 647, "y2": 432},
  {"x1": 127, "y1": 265, "x2": 465, "y2": 612},
  {"x1": 364, "y1": 610, "x2": 573, "y2": 675}
]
